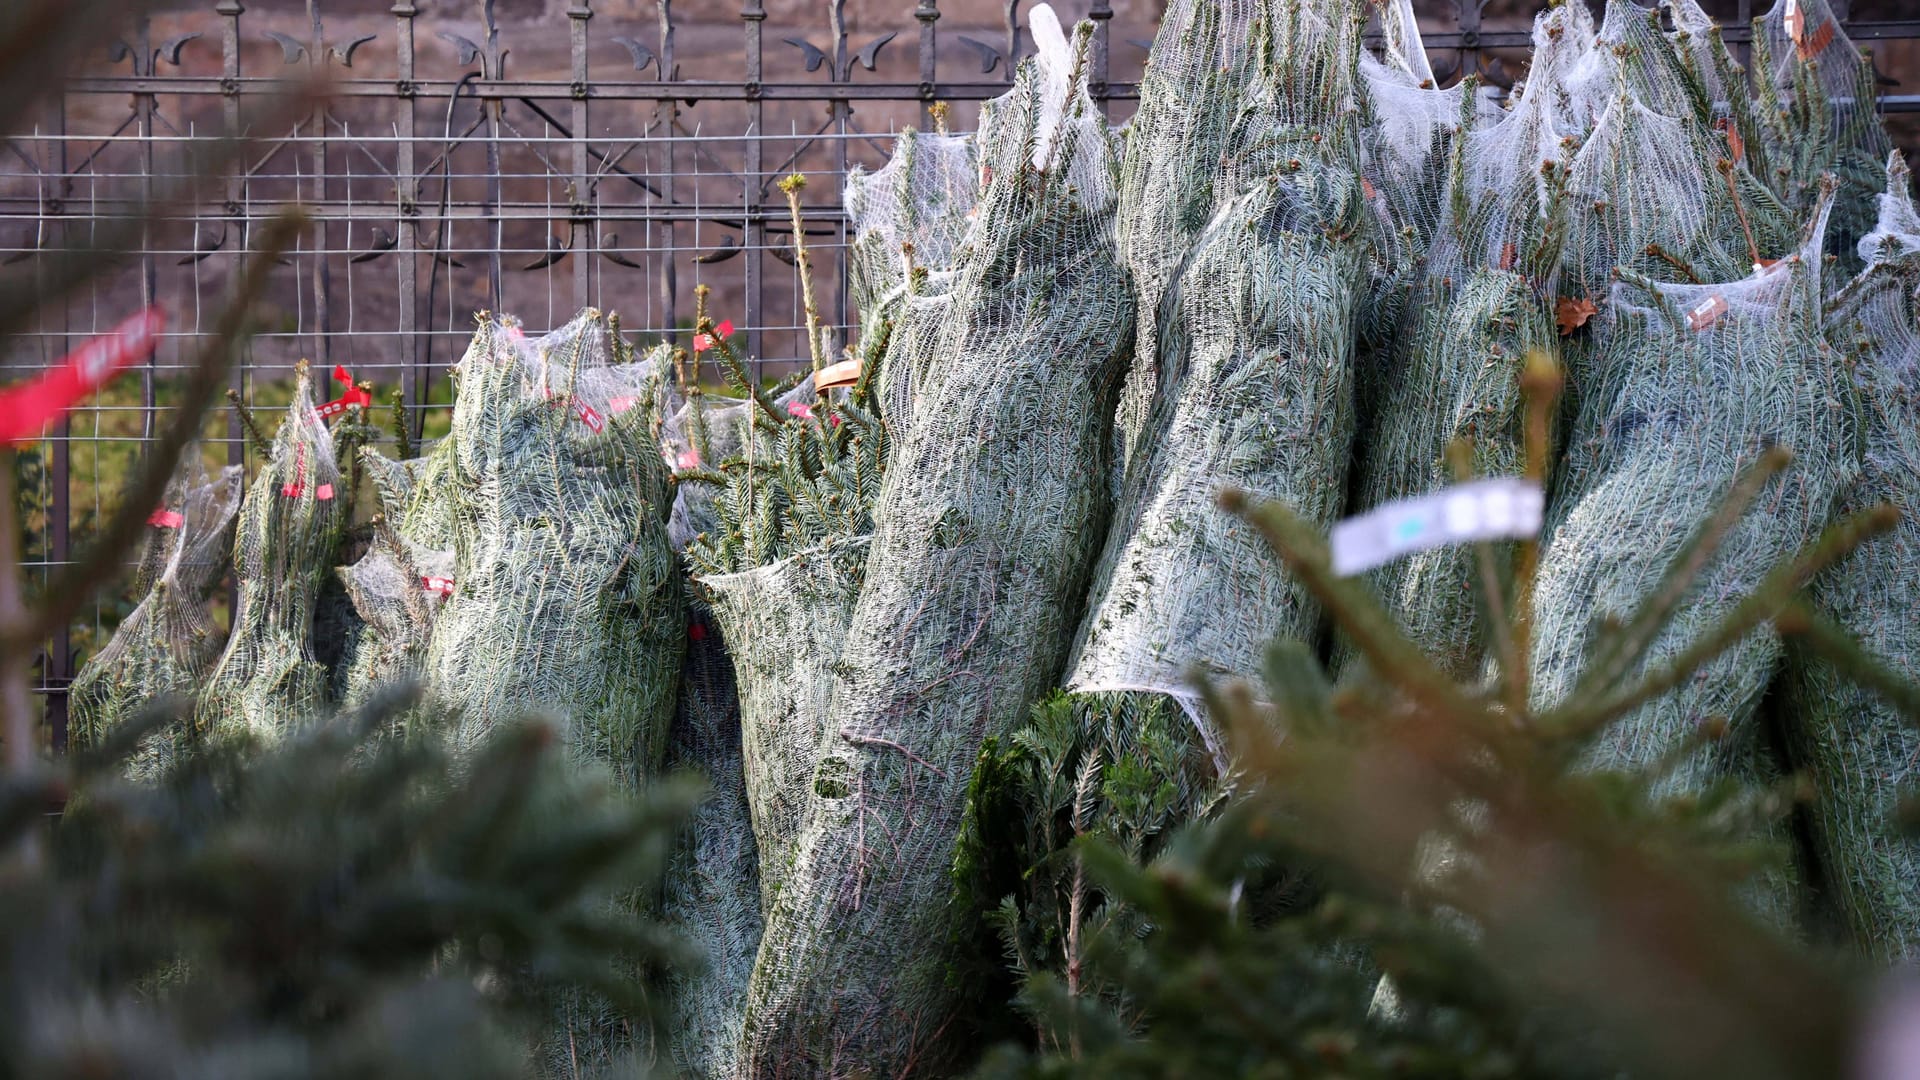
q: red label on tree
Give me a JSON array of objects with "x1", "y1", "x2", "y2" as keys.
[
  {"x1": 148, "y1": 509, "x2": 184, "y2": 529},
  {"x1": 0, "y1": 307, "x2": 165, "y2": 446},
  {"x1": 422, "y1": 576, "x2": 455, "y2": 596},
  {"x1": 693, "y1": 319, "x2": 734, "y2": 353},
  {"x1": 576, "y1": 400, "x2": 604, "y2": 432},
  {"x1": 610, "y1": 395, "x2": 637, "y2": 414},
  {"x1": 674, "y1": 448, "x2": 700, "y2": 470},
  {"x1": 316, "y1": 365, "x2": 372, "y2": 419}
]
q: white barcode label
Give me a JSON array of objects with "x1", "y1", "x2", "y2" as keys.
[{"x1": 1330, "y1": 477, "x2": 1545, "y2": 577}]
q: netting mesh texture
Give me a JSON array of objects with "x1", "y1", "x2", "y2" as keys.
[
  {"x1": 424, "y1": 310, "x2": 684, "y2": 787},
  {"x1": 1340, "y1": 4, "x2": 1581, "y2": 681},
  {"x1": 736, "y1": 16, "x2": 1133, "y2": 1074},
  {"x1": 1070, "y1": 0, "x2": 1367, "y2": 740},
  {"x1": 1531, "y1": 195, "x2": 1851, "y2": 810},
  {"x1": 68, "y1": 457, "x2": 242, "y2": 776},
  {"x1": 195, "y1": 365, "x2": 347, "y2": 740},
  {"x1": 1783, "y1": 153, "x2": 1920, "y2": 962}
]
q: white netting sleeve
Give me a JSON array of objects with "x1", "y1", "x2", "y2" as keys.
[
  {"x1": 736, "y1": 14, "x2": 1132, "y2": 1074},
  {"x1": 1781, "y1": 153, "x2": 1920, "y2": 962},
  {"x1": 68, "y1": 457, "x2": 242, "y2": 776},
  {"x1": 1338, "y1": 4, "x2": 1579, "y2": 680},
  {"x1": 1069, "y1": 0, "x2": 1368, "y2": 743},
  {"x1": 422, "y1": 310, "x2": 685, "y2": 787},
  {"x1": 1531, "y1": 190, "x2": 1851, "y2": 809},
  {"x1": 197, "y1": 366, "x2": 345, "y2": 740}
]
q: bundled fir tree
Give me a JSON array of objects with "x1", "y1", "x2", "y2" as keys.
[
  {"x1": 1070, "y1": 0, "x2": 1369, "y2": 751},
  {"x1": 1339, "y1": 4, "x2": 1577, "y2": 681},
  {"x1": 737, "y1": 11, "x2": 1133, "y2": 1074},
  {"x1": 423, "y1": 310, "x2": 684, "y2": 786},
  {"x1": 67, "y1": 455, "x2": 241, "y2": 776},
  {"x1": 196, "y1": 364, "x2": 348, "y2": 739},
  {"x1": 1781, "y1": 153, "x2": 1920, "y2": 962}
]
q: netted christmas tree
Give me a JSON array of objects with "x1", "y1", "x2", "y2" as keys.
[
  {"x1": 1780, "y1": 153, "x2": 1920, "y2": 963},
  {"x1": 196, "y1": 364, "x2": 346, "y2": 739},
  {"x1": 659, "y1": 602, "x2": 761, "y2": 1080},
  {"x1": 1747, "y1": 0, "x2": 1891, "y2": 283},
  {"x1": 737, "y1": 11, "x2": 1133, "y2": 1074},
  {"x1": 847, "y1": 130, "x2": 978, "y2": 452},
  {"x1": 1355, "y1": 0, "x2": 1472, "y2": 370},
  {"x1": 67, "y1": 456, "x2": 242, "y2": 775},
  {"x1": 423, "y1": 309, "x2": 683, "y2": 788},
  {"x1": 1069, "y1": 0, "x2": 1368, "y2": 751},
  {"x1": 660, "y1": 211, "x2": 894, "y2": 1070},
  {"x1": 1338, "y1": 5, "x2": 1579, "y2": 681},
  {"x1": 336, "y1": 448, "x2": 453, "y2": 712},
  {"x1": 1106, "y1": 0, "x2": 1260, "y2": 497},
  {"x1": 1529, "y1": 187, "x2": 1853, "y2": 920}
]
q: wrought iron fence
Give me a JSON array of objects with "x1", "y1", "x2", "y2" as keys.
[{"x1": 5, "y1": 0, "x2": 1919, "y2": 739}]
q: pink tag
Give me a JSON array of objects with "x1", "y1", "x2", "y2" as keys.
[
  {"x1": 610, "y1": 395, "x2": 637, "y2": 414},
  {"x1": 576, "y1": 401, "x2": 604, "y2": 433},
  {"x1": 148, "y1": 509, "x2": 184, "y2": 529},
  {"x1": 422, "y1": 576, "x2": 455, "y2": 596},
  {"x1": 787, "y1": 401, "x2": 812, "y2": 419},
  {"x1": 316, "y1": 483, "x2": 334, "y2": 501},
  {"x1": 281, "y1": 482, "x2": 304, "y2": 498},
  {"x1": 693, "y1": 319, "x2": 734, "y2": 353},
  {"x1": 675, "y1": 448, "x2": 701, "y2": 470}
]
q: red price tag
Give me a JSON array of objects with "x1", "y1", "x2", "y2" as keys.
[
  {"x1": 316, "y1": 365, "x2": 372, "y2": 419},
  {"x1": 0, "y1": 307, "x2": 165, "y2": 446},
  {"x1": 693, "y1": 319, "x2": 734, "y2": 353},
  {"x1": 576, "y1": 400, "x2": 604, "y2": 432},
  {"x1": 422, "y1": 576, "x2": 455, "y2": 596},
  {"x1": 148, "y1": 509, "x2": 184, "y2": 529}
]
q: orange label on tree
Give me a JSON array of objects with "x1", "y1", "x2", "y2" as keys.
[{"x1": 1686, "y1": 294, "x2": 1729, "y2": 331}]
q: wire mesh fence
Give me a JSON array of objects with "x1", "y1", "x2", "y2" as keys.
[{"x1": 4, "y1": 0, "x2": 1919, "y2": 741}]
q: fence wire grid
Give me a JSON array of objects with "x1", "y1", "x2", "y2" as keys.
[{"x1": 6, "y1": 0, "x2": 1920, "y2": 742}]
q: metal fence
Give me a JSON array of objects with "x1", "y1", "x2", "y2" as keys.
[{"x1": 6, "y1": 0, "x2": 1920, "y2": 739}]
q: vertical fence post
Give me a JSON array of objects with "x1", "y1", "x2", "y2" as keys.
[
  {"x1": 569, "y1": 0, "x2": 592, "y2": 311},
  {"x1": 482, "y1": 0, "x2": 505, "y2": 309},
  {"x1": 917, "y1": 0, "x2": 939, "y2": 128},
  {"x1": 658, "y1": 0, "x2": 677, "y2": 347},
  {"x1": 1090, "y1": 0, "x2": 1113, "y2": 117},
  {"x1": 395, "y1": 0, "x2": 423, "y2": 440},
  {"x1": 308, "y1": 0, "x2": 332, "y2": 368},
  {"x1": 137, "y1": 15, "x2": 159, "y2": 425},
  {"x1": 743, "y1": 0, "x2": 766, "y2": 370},
  {"x1": 47, "y1": 92, "x2": 72, "y2": 751}
]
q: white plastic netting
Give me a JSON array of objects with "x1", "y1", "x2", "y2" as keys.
[
  {"x1": 422, "y1": 310, "x2": 685, "y2": 786},
  {"x1": 1748, "y1": 0, "x2": 1892, "y2": 282},
  {"x1": 1338, "y1": 4, "x2": 1580, "y2": 680},
  {"x1": 1356, "y1": 0, "x2": 1470, "y2": 362},
  {"x1": 68, "y1": 457, "x2": 242, "y2": 775},
  {"x1": 337, "y1": 448, "x2": 452, "y2": 711},
  {"x1": 660, "y1": 602, "x2": 761, "y2": 1080},
  {"x1": 1069, "y1": 0, "x2": 1368, "y2": 742},
  {"x1": 736, "y1": 13, "x2": 1133, "y2": 1074},
  {"x1": 1106, "y1": 0, "x2": 1261, "y2": 498},
  {"x1": 697, "y1": 539, "x2": 868, "y2": 916},
  {"x1": 196, "y1": 366, "x2": 346, "y2": 739},
  {"x1": 844, "y1": 129, "x2": 977, "y2": 324},
  {"x1": 1530, "y1": 191, "x2": 1851, "y2": 807},
  {"x1": 847, "y1": 131, "x2": 979, "y2": 453},
  {"x1": 1781, "y1": 153, "x2": 1920, "y2": 963}
]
